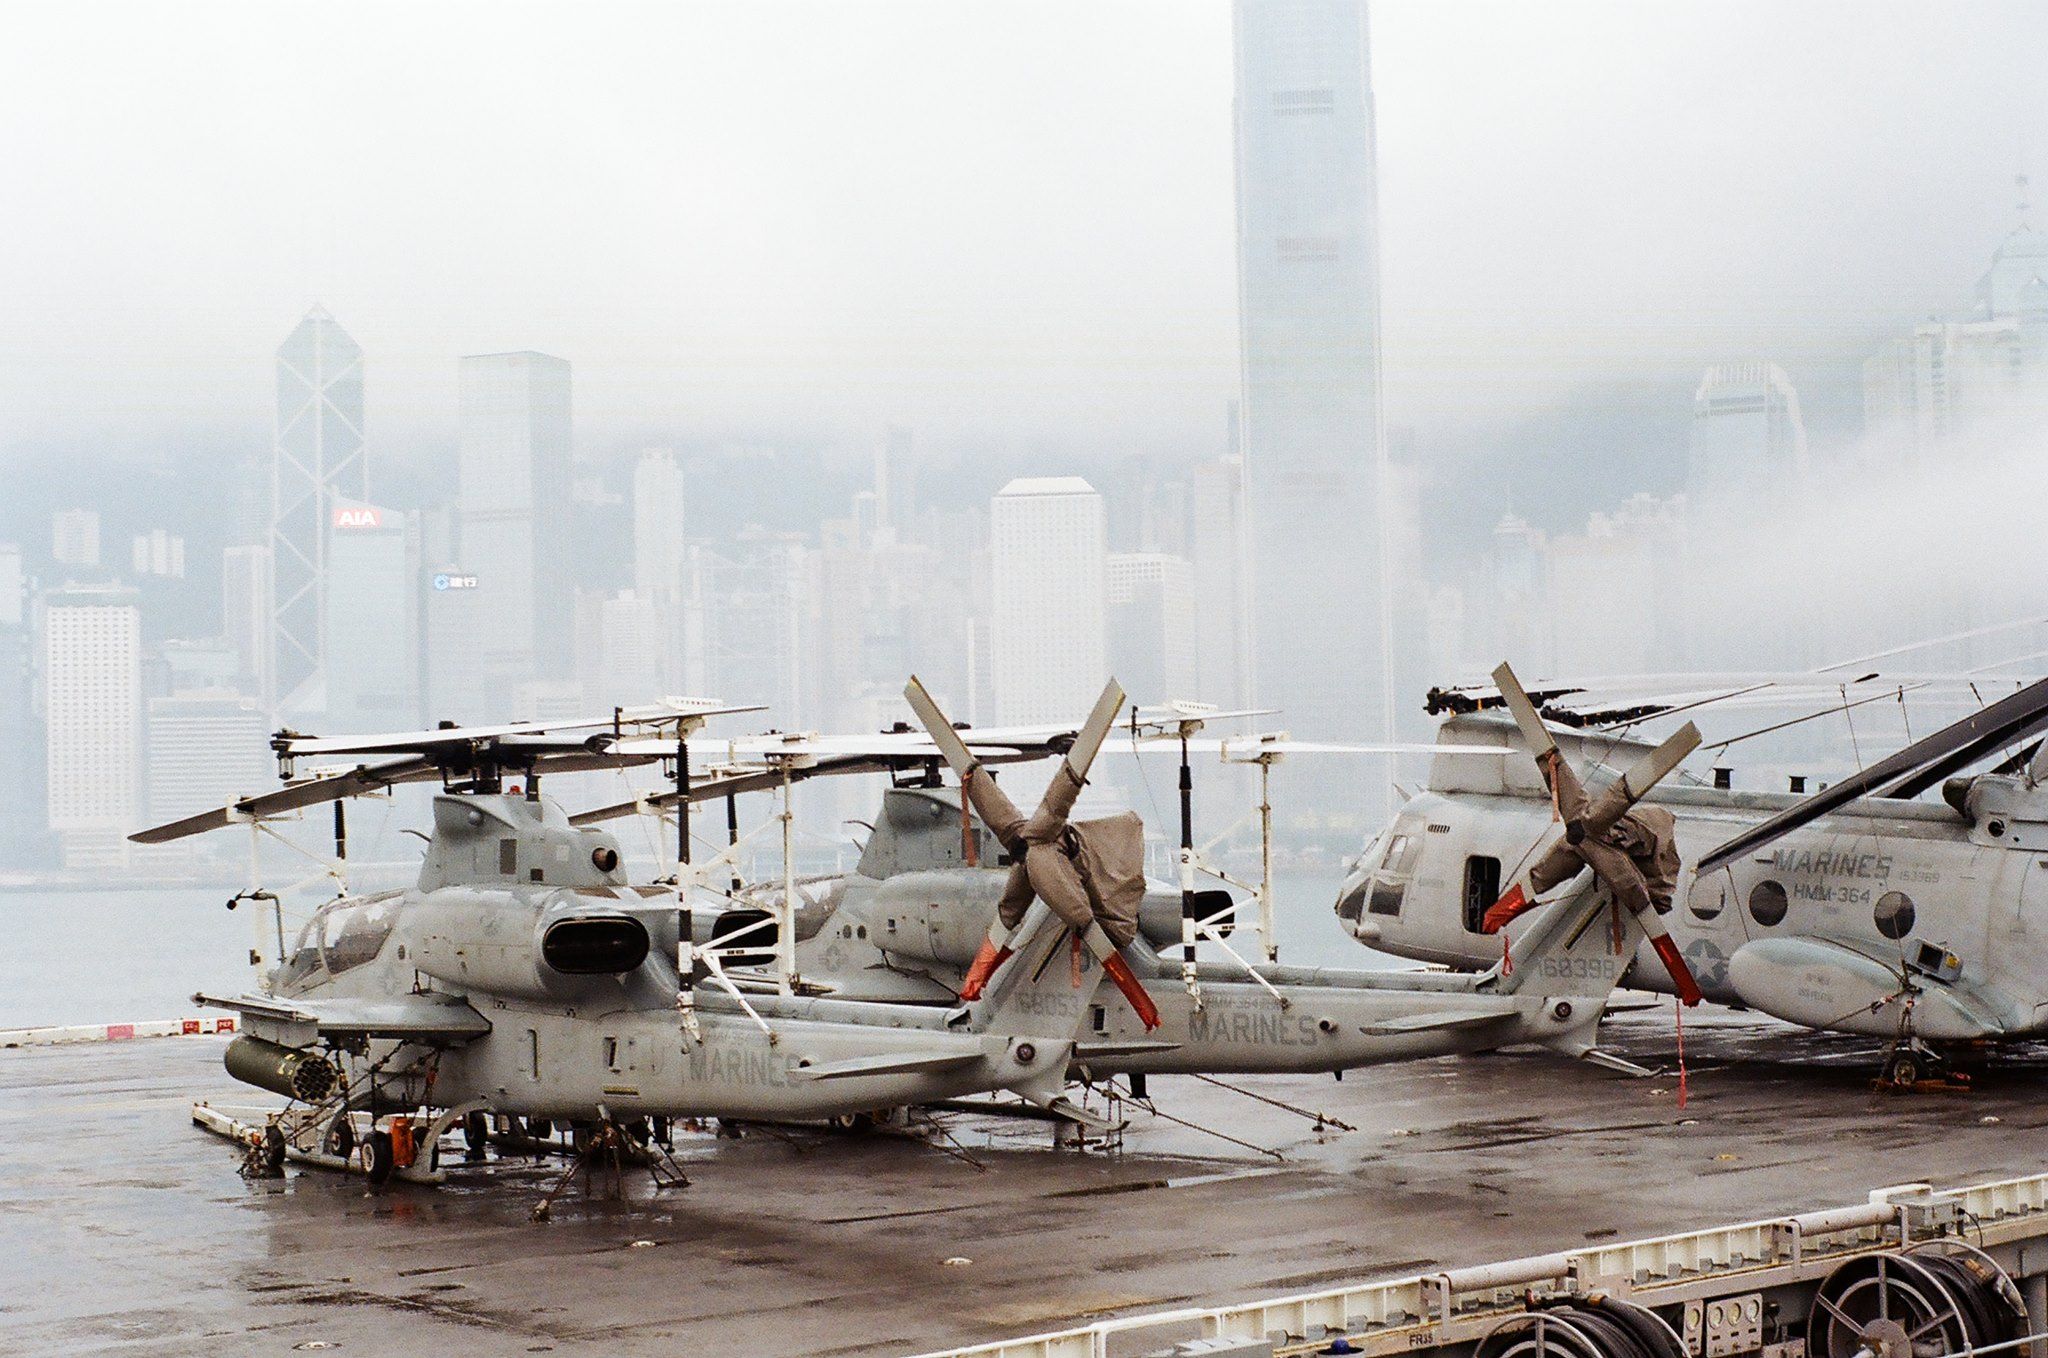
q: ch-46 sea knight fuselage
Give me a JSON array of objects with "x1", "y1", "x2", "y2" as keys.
[
  {"x1": 702, "y1": 782, "x2": 1658, "y2": 1080},
  {"x1": 1339, "y1": 700, "x2": 2048, "y2": 1064}
]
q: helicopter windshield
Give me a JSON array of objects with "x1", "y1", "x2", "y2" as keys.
[{"x1": 281, "y1": 893, "x2": 402, "y2": 985}]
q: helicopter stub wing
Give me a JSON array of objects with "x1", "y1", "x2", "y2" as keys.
[
  {"x1": 1072, "y1": 1039, "x2": 1185, "y2": 1060},
  {"x1": 794, "y1": 1049, "x2": 986, "y2": 1081},
  {"x1": 194, "y1": 991, "x2": 492, "y2": 1044},
  {"x1": 1355, "y1": 1009, "x2": 1515, "y2": 1038}
]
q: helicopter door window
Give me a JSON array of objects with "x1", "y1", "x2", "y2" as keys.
[
  {"x1": 527, "y1": 1030, "x2": 540, "y2": 1080},
  {"x1": 498, "y1": 839, "x2": 517, "y2": 876},
  {"x1": 1368, "y1": 880, "x2": 1406, "y2": 916},
  {"x1": 1874, "y1": 890, "x2": 1916, "y2": 940},
  {"x1": 1689, "y1": 883, "x2": 1725, "y2": 922},
  {"x1": 1380, "y1": 834, "x2": 1413, "y2": 870},
  {"x1": 1461, "y1": 856, "x2": 1501, "y2": 933},
  {"x1": 1747, "y1": 879, "x2": 1788, "y2": 928}
]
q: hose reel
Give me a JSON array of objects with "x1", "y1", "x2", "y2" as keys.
[
  {"x1": 1807, "y1": 1242, "x2": 2029, "y2": 1358},
  {"x1": 1477, "y1": 1298, "x2": 1687, "y2": 1358}
]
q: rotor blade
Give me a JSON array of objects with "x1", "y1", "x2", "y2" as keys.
[
  {"x1": 1061, "y1": 678, "x2": 1127, "y2": 786},
  {"x1": 1490, "y1": 661, "x2": 1559, "y2": 760},
  {"x1": 277, "y1": 702, "x2": 767, "y2": 757},
  {"x1": 279, "y1": 718, "x2": 619, "y2": 756},
  {"x1": 129, "y1": 755, "x2": 433, "y2": 843},
  {"x1": 1697, "y1": 675, "x2": 2048, "y2": 874},
  {"x1": 1203, "y1": 736, "x2": 1512, "y2": 759},
  {"x1": 1881, "y1": 707, "x2": 2048, "y2": 799},
  {"x1": 1612, "y1": 720, "x2": 1703, "y2": 805},
  {"x1": 902, "y1": 674, "x2": 979, "y2": 777}
]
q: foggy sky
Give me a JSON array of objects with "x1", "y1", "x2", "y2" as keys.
[{"x1": 3, "y1": 0, "x2": 2044, "y2": 477}]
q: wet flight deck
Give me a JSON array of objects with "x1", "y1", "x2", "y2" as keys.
[{"x1": 5, "y1": 1006, "x2": 2046, "y2": 1357}]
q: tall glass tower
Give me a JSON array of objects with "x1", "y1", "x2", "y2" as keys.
[
  {"x1": 457, "y1": 351, "x2": 574, "y2": 714},
  {"x1": 1233, "y1": 0, "x2": 1386, "y2": 751},
  {"x1": 271, "y1": 306, "x2": 367, "y2": 712}
]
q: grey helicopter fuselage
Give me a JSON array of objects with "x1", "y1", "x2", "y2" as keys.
[
  {"x1": 717, "y1": 785, "x2": 1636, "y2": 1075},
  {"x1": 248, "y1": 793, "x2": 1076, "y2": 1123},
  {"x1": 1337, "y1": 714, "x2": 2048, "y2": 1042}
]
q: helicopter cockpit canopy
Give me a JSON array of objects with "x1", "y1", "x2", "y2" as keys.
[{"x1": 279, "y1": 891, "x2": 403, "y2": 988}]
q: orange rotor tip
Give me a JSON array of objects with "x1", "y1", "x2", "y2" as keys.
[
  {"x1": 1649, "y1": 933, "x2": 1704, "y2": 1007},
  {"x1": 1480, "y1": 883, "x2": 1531, "y2": 935},
  {"x1": 959, "y1": 941, "x2": 1013, "y2": 1001},
  {"x1": 1101, "y1": 951, "x2": 1161, "y2": 1030}
]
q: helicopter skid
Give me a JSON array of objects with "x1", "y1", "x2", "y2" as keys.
[{"x1": 191, "y1": 1097, "x2": 448, "y2": 1187}]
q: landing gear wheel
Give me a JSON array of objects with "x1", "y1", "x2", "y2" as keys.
[
  {"x1": 1808, "y1": 1250, "x2": 2026, "y2": 1358},
  {"x1": 1883, "y1": 1050, "x2": 1922, "y2": 1087},
  {"x1": 364, "y1": 1129, "x2": 396, "y2": 1187},
  {"x1": 324, "y1": 1115, "x2": 356, "y2": 1160},
  {"x1": 828, "y1": 1112, "x2": 877, "y2": 1135},
  {"x1": 259, "y1": 1123, "x2": 288, "y2": 1177},
  {"x1": 464, "y1": 1110, "x2": 490, "y2": 1162}
]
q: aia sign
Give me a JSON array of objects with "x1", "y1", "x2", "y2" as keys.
[{"x1": 333, "y1": 506, "x2": 383, "y2": 529}]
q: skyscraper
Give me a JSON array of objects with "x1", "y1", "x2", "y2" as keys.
[
  {"x1": 457, "y1": 351, "x2": 573, "y2": 713},
  {"x1": 1864, "y1": 190, "x2": 2048, "y2": 459},
  {"x1": 1685, "y1": 363, "x2": 1804, "y2": 669},
  {"x1": 0, "y1": 544, "x2": 23, "y2": 628},
  {"x1": 323, "y1": 501, "x2": 420, "y2": 732},
  {"x1": 1189, "y1": 454, "x2": 1250, "y2": 707},
  {"x1": 1234, "y1": 0, "x2": 1387, "y2": 746},
  {"x1": 1688, "y1": 362, "x2": 1807, "y2": 510},
  {"x1": 682, "y1": 531, "x2": 811, "y2": 722},
  {"x1": 272, "y1": 306, "x2": 367, "y2": 710},
  {"x1": 632, "y1": 448, "x2": 686, "y2": 607},
  {"x1": 632, "y1": 448, "x2": 686, "y2": 691},
  {"x1": 1107, "y1": 552, "x2": 1198, "y2": 703},
  {"x1": 43, "y1": 584, "x2": 142, "y2": 869},
  {"x1": 222, "y1": 544, "x2": 274, "y2": 705},
  {"x1": 0, "y1": 610, "x2": 42, "y2": 867},
  {"x1": 989, "y1": 477, "x2": 1106, "y2": 725},
  {"x1": 145, "y1": 690, "x2": 271, "y2": 829},
  {"x1": 130, "y1": 529, "x2": 187, "y2": 580},
  {"x1": 51, "y1": 509, "x2": 100, "y2": 570}
]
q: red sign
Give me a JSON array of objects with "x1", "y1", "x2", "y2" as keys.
[
  {"x1": 105, "y1": 1023, "x2": 135, "y2": 1041},
  {"x1": 333, "y1": 506, "x2": 383, "y2": 529}
]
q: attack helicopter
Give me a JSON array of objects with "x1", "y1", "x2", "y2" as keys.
[
  {"x1": 1338, "y1": 660, "x2": 2048, "y2": 1083},
  {"x1": 571, "y1": 677, "x2": 1704, "y2": 1093},
  {"x1": 130, "y1": 703, "x2": 1147, "y2": 1184}
]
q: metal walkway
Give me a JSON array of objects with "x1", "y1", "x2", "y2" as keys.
[{"x1": 915, "y1": 1172, "x2": 2048, "y2": 1358}]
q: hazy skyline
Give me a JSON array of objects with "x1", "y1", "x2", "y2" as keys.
[{"x1": 3, "y1": 1, "x2": 2044, "y2": 481}]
